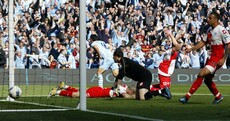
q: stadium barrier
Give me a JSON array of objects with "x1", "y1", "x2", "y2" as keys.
[{"x1": 0, "y1": 69, "x2": 229, "y2": 86}]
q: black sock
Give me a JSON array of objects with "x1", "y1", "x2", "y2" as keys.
[{"x1": 149, "y1": 90, "x2": 160, "y2": 97}]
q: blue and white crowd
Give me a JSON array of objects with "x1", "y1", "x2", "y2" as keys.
[{"x1": 0, "y1": 0, "x2": 229, "y2": 69}]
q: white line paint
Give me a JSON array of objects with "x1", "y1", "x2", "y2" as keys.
[{"x1": 87, "y1": 109, "x2": 164, "y2": 121}]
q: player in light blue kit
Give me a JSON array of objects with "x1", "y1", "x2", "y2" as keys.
[{"x1": 90, "y1": 34, "x2": 119, "y2": 88}]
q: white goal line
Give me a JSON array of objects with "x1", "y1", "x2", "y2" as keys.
[{"x1": 0, "y1": 100, "x2": 77, "y2": 112}]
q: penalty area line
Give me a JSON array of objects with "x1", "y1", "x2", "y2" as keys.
[
  {"x1": 172, "y1": 93, "x2": 230, "y2": 96},
  {"x1": 87, "y1": 109, "x2": 164, "y2": 121}
]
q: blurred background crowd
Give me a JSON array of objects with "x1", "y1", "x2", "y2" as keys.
[{"x1": 0, "y1": 0, "x2": 229, "y2": 69}]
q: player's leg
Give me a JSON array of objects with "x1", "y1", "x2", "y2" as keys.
[
  {"x1": 47, "y1": 88, "x2": 79, "y2": 98},
  {"x1": 139, "y1": 88, "x2": 149, "y2": 100},
  {"x1": 97, "y1": 59, "x2": 111, "y2": 88},
  {"x1": 97, "y1": 68, "x2": 105, "y2": 88},
  {"x1": 179, "y1": 61, "x2": 214, "y2": 103},
  {"x1": 136, "y1": 78, "x2": 151, "y2": 100},
  {"x1": 150, "y1": 75, "x2": 171, "y2": 91},
  {"x1": 59, "y1": 90, "x2": 80, "y2": 98},
  {"x1": 144, "y1": 87, "x2": 172, "y2": 100},
  {"x1": 150, "y1": 84, "x2": 161, "y2": 91},
  {"x1": 111, "y1": 62, "x2": 119, "y2": 77},
  {"x1": 57, "y1": 81, "x2": 78, "y2": 92},
  {"x1": 204, "y1": 74, "x2": 223, "y2": 104}
]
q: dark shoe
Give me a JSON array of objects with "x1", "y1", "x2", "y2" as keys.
[
  {"x1": 144, "y1": 92, "x2": 153, "y2": 100},
  {"x1": 179, "y1": 96, "x2": 188, "y2": 104},
  {"x1": 161, "y1": 87, "x2": 172, "y2": 100},
  {"x1": 212, "y1": 96, "x2": 223, "y2": 104}
]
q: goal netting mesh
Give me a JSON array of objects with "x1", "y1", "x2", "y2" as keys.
[{"x1": 0, "y1": 69, "x2": 80, "y2": 112}]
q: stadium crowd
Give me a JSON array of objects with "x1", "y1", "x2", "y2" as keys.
[{"x1": 0, "y1": 0, "x2": 229, "y2": 69}]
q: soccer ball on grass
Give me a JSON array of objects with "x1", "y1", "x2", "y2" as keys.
[{"x1": 9, "y1": 86, "x2": 22, "y2": 99}]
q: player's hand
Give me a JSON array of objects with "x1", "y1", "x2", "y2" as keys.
[
  {"x1": 109, "y1": 89, "x2": 114, "y2": 98},
  {"x1": 111, "y1": 85, "x2": 119, "y2": 96},
  {"x1": 185, "y1": 45, "x2": 192, "y2": 53}
]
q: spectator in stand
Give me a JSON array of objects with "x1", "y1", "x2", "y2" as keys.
[
  {"x1": 142, "y1": 52, "x2": 154, "y2": 69},
  {"x1": 39, "y1": 46, "x2": 50, "y2": 68},
  {"x1": 86, "y1": 47, "x2": 95, "y2": 69},
  {"x1": 180, "y1": 48, "x2": 191, "y2": 69},
  {"x1": 49, "y1": 42, "x2": 60, "y2": 60},
  {"x1": 152, "y1": 49, "x2": 164, "y2": 69},
  {"x1": 15, "y1": 51, "x2": 26, "y2": 69},
  {"x1": 26, "y1": 51, "x2": 41, "y2": 69},
  {"x1": 58, "y1": 48, "x2": 71, "y2": 69},
  {"x1": 0, "y1": 0, "x2": 228, "y2": 69},
  {"x1": 67, "y1": 50, "x2": 77, "y2": 69},
  {"x1": 0, "y1": 44, "x2": 6, "y2": 68},
  {"x1": 189, "y1": 50, "x2": 200, "y2": 69}
]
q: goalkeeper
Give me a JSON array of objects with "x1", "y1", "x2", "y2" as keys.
[{"x1": 112, "y1": 48, "x2": 171, "y2": 100}]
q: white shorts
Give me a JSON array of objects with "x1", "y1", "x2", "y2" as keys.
[{"x1": 99, "y1": 59, "x2": 119, "y2": 71}]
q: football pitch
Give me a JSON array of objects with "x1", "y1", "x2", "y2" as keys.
[{"x1": 1, "y1": 84, "x2": 230, "y2": 121}]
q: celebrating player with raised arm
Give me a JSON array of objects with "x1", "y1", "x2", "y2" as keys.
[
  {"x1": 151, "y1": 27, "x2": 183, "y2": 91},
  {"x1": 179, "y1": 12, "x2": 230, "y2": 104},
  {"x1": 89, "y1": 34, "x2": 119, "y2": 88},
  {"x1": 144, "y1": 28, "x2": 183, "y2": 100}
]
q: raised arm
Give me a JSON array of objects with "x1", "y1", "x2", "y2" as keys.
[{"x1": 164, "y1": 29, "x2": 183, "y2": 51}]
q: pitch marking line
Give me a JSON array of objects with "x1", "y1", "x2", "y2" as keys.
[
  {"x1": 172, "y1": 93, "x2": 230, "y2": 96},
  {"x1": 0, "y1": 100, "x2": 76, "y2": 112},
  {"x1": 87, "y1": 109, "x2": 164, "y2": 121}
]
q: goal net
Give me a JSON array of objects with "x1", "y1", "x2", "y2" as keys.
[
  {"x1": 0, "y1": 69, "x2": 80, "y2": 112},
  {"x1": 0, "y1": 0, "x2": 87, "y2": 112}
]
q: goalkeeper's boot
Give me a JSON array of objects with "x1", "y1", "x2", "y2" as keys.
[
  {"x1": 179, "y1": 96, "x2": 188, "y2": 104},
  {"x1": 212, "y1": 96, "x2": 223, "y2": 104},
  {"x1": 57, "y1": 81, "x2": 65, "y2": 90},
  {"x1": 144, "y1": 91, "x2": 153, "y2": 100},
  {"x1": 47, "y1": 88, "x2": 57, "y2": 98},
  {"x1": 161, "y1": 87, "x2": 172, "y2": 100}
]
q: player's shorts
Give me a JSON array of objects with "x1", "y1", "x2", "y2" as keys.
[
  {"x1": 205, "y1": 57, "x2": 222, "y2": 74},
  {"x1": 136, "y1": 72, "x2": 152, "y2": 90},
  {"x1": 158, "y1": 74, "x2": 171, "y2": 89},
  {"x1": 99, "y1": 59, "x2": 119, "y2": 71}
]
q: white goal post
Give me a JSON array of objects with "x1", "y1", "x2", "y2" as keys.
[{"x1": 0, "y1": 0, "x2": 86, "y2": 112}]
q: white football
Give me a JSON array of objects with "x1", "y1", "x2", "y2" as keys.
[{"x1": 9, "y1": 86, "x2": 22, "y2": 99}]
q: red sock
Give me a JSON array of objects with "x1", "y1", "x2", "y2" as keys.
[
  {"x1": 66, "y1": 86, "x2": 78, "y2": 92},
  {"x1": 204, "y1": 80, "x2": 221, "y2": 99},
  {"x1": 186, "y1": 77, "x2": 203, "y2": 99},
  {"x1": 59, "y1": 90, "x2": 73, "y2": 97}
]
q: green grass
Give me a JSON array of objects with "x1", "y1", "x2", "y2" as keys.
[{"x1": 1, "y1": 84, "x2": 230, "y2": 121}]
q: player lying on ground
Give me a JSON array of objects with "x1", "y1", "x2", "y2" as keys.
[{"x1": 47, "y1": 81, "x2": 136, "y2": 98}]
